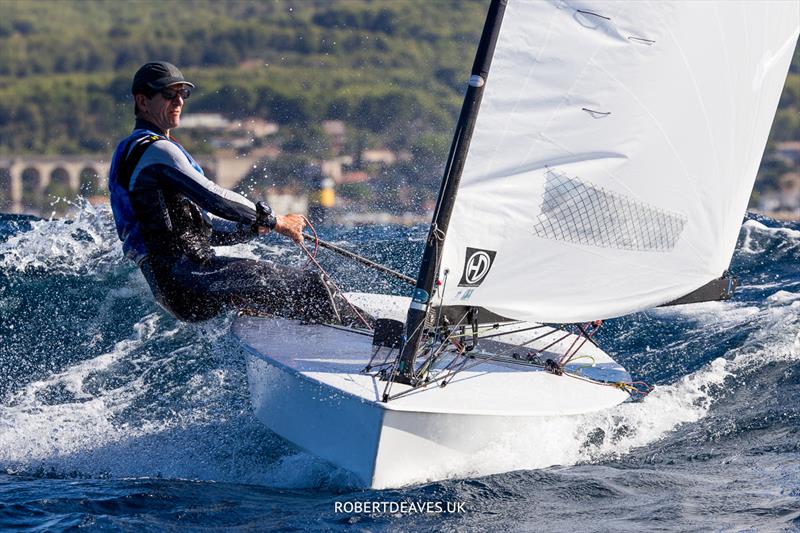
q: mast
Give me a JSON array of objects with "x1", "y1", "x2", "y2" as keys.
[{"x1": 395, "y1": 0, "x2": 507, "y2": 384}]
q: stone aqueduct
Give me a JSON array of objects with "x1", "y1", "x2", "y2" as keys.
[{"x1": 0, "y1": 154, "x2": 258, "y2": 213}]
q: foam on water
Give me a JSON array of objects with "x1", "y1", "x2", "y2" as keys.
[
  {"x1": 1, "y1": 314, "x2": 165, "y2": 464},
  {"x1": 0, "y1": 201, "x2": 122, "y2": 275},
  {"x1": 0, "y1": 201, "x2": 301, "y2": 278},
  {"x1": 0, "y1": 208, "x2": 797, "y2": 494},
  {"x1": 740, "y1": 218, "x2": 800, "y2": 254}
]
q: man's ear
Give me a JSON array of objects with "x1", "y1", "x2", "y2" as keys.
[{"x1": 134, "y1": 93, "x2": 149, "y2": 112}]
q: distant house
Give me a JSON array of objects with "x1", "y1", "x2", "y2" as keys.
[
  {"x1": 361, "y1": 149, "x2": 397, "y2": 165},
  {"x1": 322, "y1": 120, "x2": 346, "y2": 138},
  {"x1": 778, "y1": 172, "x2": 800, "y2": 208},
  {"x1": 759, "y1": 171, "x2": 800, "y2": 215},
  {"x1": 775, "y1": 141, "x2": 800, "y2": 167},
  {"x1": 180, "y1": 114, "x2": 278, "y2": 140},
  {"x1": 230, "y1": 118, "x2": 278, "y2": 138},
  {"x1": 340, "y1": 171, "x2": 370, "y2": 184},
  {"x1": 265, "y1": 191, "x2": 308, "y2": 216},
  {"x1": 321, "y1": 159, "x2": 343, "y2": 182},
  {"x1": 322, "y1": 120, "x2": 347, "y2": 154},
  {"x1": 179, "y1": 113, "x2": 231, "y2": 130},
  {"x1": 321, "y1": 156, "x2": 354, "y2": 182}
]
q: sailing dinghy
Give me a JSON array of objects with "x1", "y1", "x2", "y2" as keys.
[{"x1": 233, "y1": 0, "x2": 800, "y2": 488}]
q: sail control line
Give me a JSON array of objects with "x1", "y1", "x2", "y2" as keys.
[
  {"x1": 296, "y1": 219, "x2": 374, "y2": 330},
  {"x1": 301, "y1": 232, "x2": 415, "y2": 286}
]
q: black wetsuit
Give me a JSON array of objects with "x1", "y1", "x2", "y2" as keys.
[{"x1": 109, "y1": 119, "x2": 338, "y2": 323}]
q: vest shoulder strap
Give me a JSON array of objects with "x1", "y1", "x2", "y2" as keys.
[{"x1": 117, "y1": 134, "x2": 165, "y2": 190}]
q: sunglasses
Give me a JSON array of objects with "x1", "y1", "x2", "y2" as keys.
[{"x1": 159, "y1": 87, "x2": 192, "y2": 100}]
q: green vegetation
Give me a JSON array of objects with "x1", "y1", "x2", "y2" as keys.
[
  {"x1": 0, "y1": 0, "x2": 797, "y2": 211},
  {"x1": 757, "y1": 49, "x2": 800, "y2": 199},
  {"x1": 0, "y1": 0, "x2": 484, "y2": 159}
]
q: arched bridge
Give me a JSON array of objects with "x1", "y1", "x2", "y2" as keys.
[
  {"x1": 0, "y1": 154, "x2": 259, "y2": 214},
  {"x1": 0, "y1": 155, "x2": 108, "y2": 212}
]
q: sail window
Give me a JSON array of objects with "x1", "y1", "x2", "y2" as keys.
[{"x1": 532, "y1": 169, "x2": 686, "y2": 252}]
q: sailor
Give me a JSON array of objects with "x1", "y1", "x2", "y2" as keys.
[{"x1": 108, "y1": 61, "x2": 349, "y2": 323}]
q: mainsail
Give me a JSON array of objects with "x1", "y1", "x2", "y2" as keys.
[{"x1": 436, "y1": 0, "x2": 799, "y2": 324}]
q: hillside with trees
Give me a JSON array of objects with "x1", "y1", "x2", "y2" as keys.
[
  {"x1": 0, "y1": 1, "x2": 482, "y2": 155},
  {"x1": 0, "y1": 0, "x2": 798, "y2": 215}
]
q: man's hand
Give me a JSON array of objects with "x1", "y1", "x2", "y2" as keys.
[{"x1": 269, "y1": 213, "x2": 306, "y2": 242}]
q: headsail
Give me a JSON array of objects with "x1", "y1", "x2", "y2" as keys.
[{"x1": 437, "y1": 0, "x2": 799, "y2": 323}]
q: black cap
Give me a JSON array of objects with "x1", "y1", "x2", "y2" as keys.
[{"x1": 131, "y1": 61, "x2": 195, "y2": 94}]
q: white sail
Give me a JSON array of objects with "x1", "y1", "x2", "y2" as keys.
[{"x1": 438, "y1": 0, "x2": 799, "y2": 323}]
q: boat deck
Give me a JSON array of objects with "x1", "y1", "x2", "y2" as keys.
[{"x1": 233, "y1": 293, "x2": 631, "y2": 417}]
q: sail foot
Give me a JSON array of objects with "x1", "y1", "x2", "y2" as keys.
[{"x1": 658, "y1": 273, "x2": 737, "y2": 307}]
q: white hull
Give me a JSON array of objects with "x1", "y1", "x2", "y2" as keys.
[{"x1": 234, "y1": 293, "x2": 631, "y2": 488}]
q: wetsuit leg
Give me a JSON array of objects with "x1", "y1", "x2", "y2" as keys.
[
  {"x1": 168, "y1": 255, "x2": 340, "y2": 322},
  {"x1": 140, "y1": 256, "x2": 223, "y2": 321}
]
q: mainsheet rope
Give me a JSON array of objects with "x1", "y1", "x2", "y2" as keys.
[{"x1": 296, "y1": 217, "x2": 374, "y2": 331}]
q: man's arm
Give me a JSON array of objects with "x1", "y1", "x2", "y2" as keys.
[
  {"x1": 130, "y1": 140, "x2": 306, "y2": 240},
  {"x1": 130, "y1": 140, "x2": 258, "y2": 224},
  {"x1": 203, "y1": 211, "x2": 258, "y2": 246}
]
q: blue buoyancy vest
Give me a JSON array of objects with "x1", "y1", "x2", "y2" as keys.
[{"x1": 109, "y1": 119, "x2": 258, "y2": 265}]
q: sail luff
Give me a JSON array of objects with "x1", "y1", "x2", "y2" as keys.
[{"x1": 395, "y1": 0, "x2": 507, "y2": 383}]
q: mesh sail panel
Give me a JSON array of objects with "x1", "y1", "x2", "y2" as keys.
[{"x1": 532, "y1": 170, "x2": 686, "y2": 252}]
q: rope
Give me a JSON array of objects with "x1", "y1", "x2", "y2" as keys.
[
  {"x1": 559, "y1": 320, "x2": 602, "y2": 367},
  {"x1": 561, "y1": 370, "x2": 654, "y2": 400},
  {"x1": 302, "y1": 231, "x2": 415, "y2": 285},
  {"x1": 296, "y1": 217, "x2": 373, "y2": 331},
  {"x1": 300, "y1": 215, "x2": 319, "y2": 268}
]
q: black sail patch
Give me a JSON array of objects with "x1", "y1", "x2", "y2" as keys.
[{"x1": 458, "y1": 247, "x2": 497, "y2": 287}]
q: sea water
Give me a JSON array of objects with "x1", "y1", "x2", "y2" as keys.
[{"x1": 0, "y1": 203, "x2": 798, "y2": 531}]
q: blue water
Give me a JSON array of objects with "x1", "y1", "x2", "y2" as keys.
[{"x1": 1, "y1": 204, "x2": 798, "y2": 531}]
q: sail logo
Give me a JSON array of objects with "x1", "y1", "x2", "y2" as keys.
[{"x1": 459, "y1": 247, "x2": 496, "y2": 287}]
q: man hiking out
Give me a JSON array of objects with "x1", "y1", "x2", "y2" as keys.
[{"x1": 108, "y1": 61, "x2": 357, "y2": 324}]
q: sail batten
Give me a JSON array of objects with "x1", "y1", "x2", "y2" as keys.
[{"x1": 437, "y1": 0, "x2": 799, "y2": 323}]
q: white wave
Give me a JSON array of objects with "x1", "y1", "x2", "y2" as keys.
[
  {"x1": 739, "y1": 219, "x2": 800, "y2": 254},
  {"x1": 0, "y1": 314, "x2": 162, "y2": 460},
  {"x1": 0, "y1": 311, "x2": 289, "y2": 485},
  {"x1": 252, "y1": 452, "x2": 361, "y2": 490},
  {"x1": 0, "y1": 200, "x2": 122, "y2": 275},
  {"x1": 2, "y1": 274, "x2": 797, "y2": 491},
  {"x1": 645, "y1": 300, "x2": 760, "y2": 327},
  {"x1": 0, "y1": 199, "x2": 308, "y2": 275}
]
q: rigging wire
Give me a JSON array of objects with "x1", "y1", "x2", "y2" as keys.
[
  {"x1": 294, "y1": 223, "x2": 652, "y2": 401},
  {"x1": 380, "y1": 311, "x2": 653, "y2": 402},
  {"x1": 558, "y1": 320, "x2": 602, "y2": 367}
]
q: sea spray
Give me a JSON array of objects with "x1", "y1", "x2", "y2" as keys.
[{"x1": 0, "y1": 209, "x2": 798, "y2": 527}]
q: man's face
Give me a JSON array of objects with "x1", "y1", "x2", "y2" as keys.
[{"x1": 136, "y1": 83, "x2": 190, "y2": 132}]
